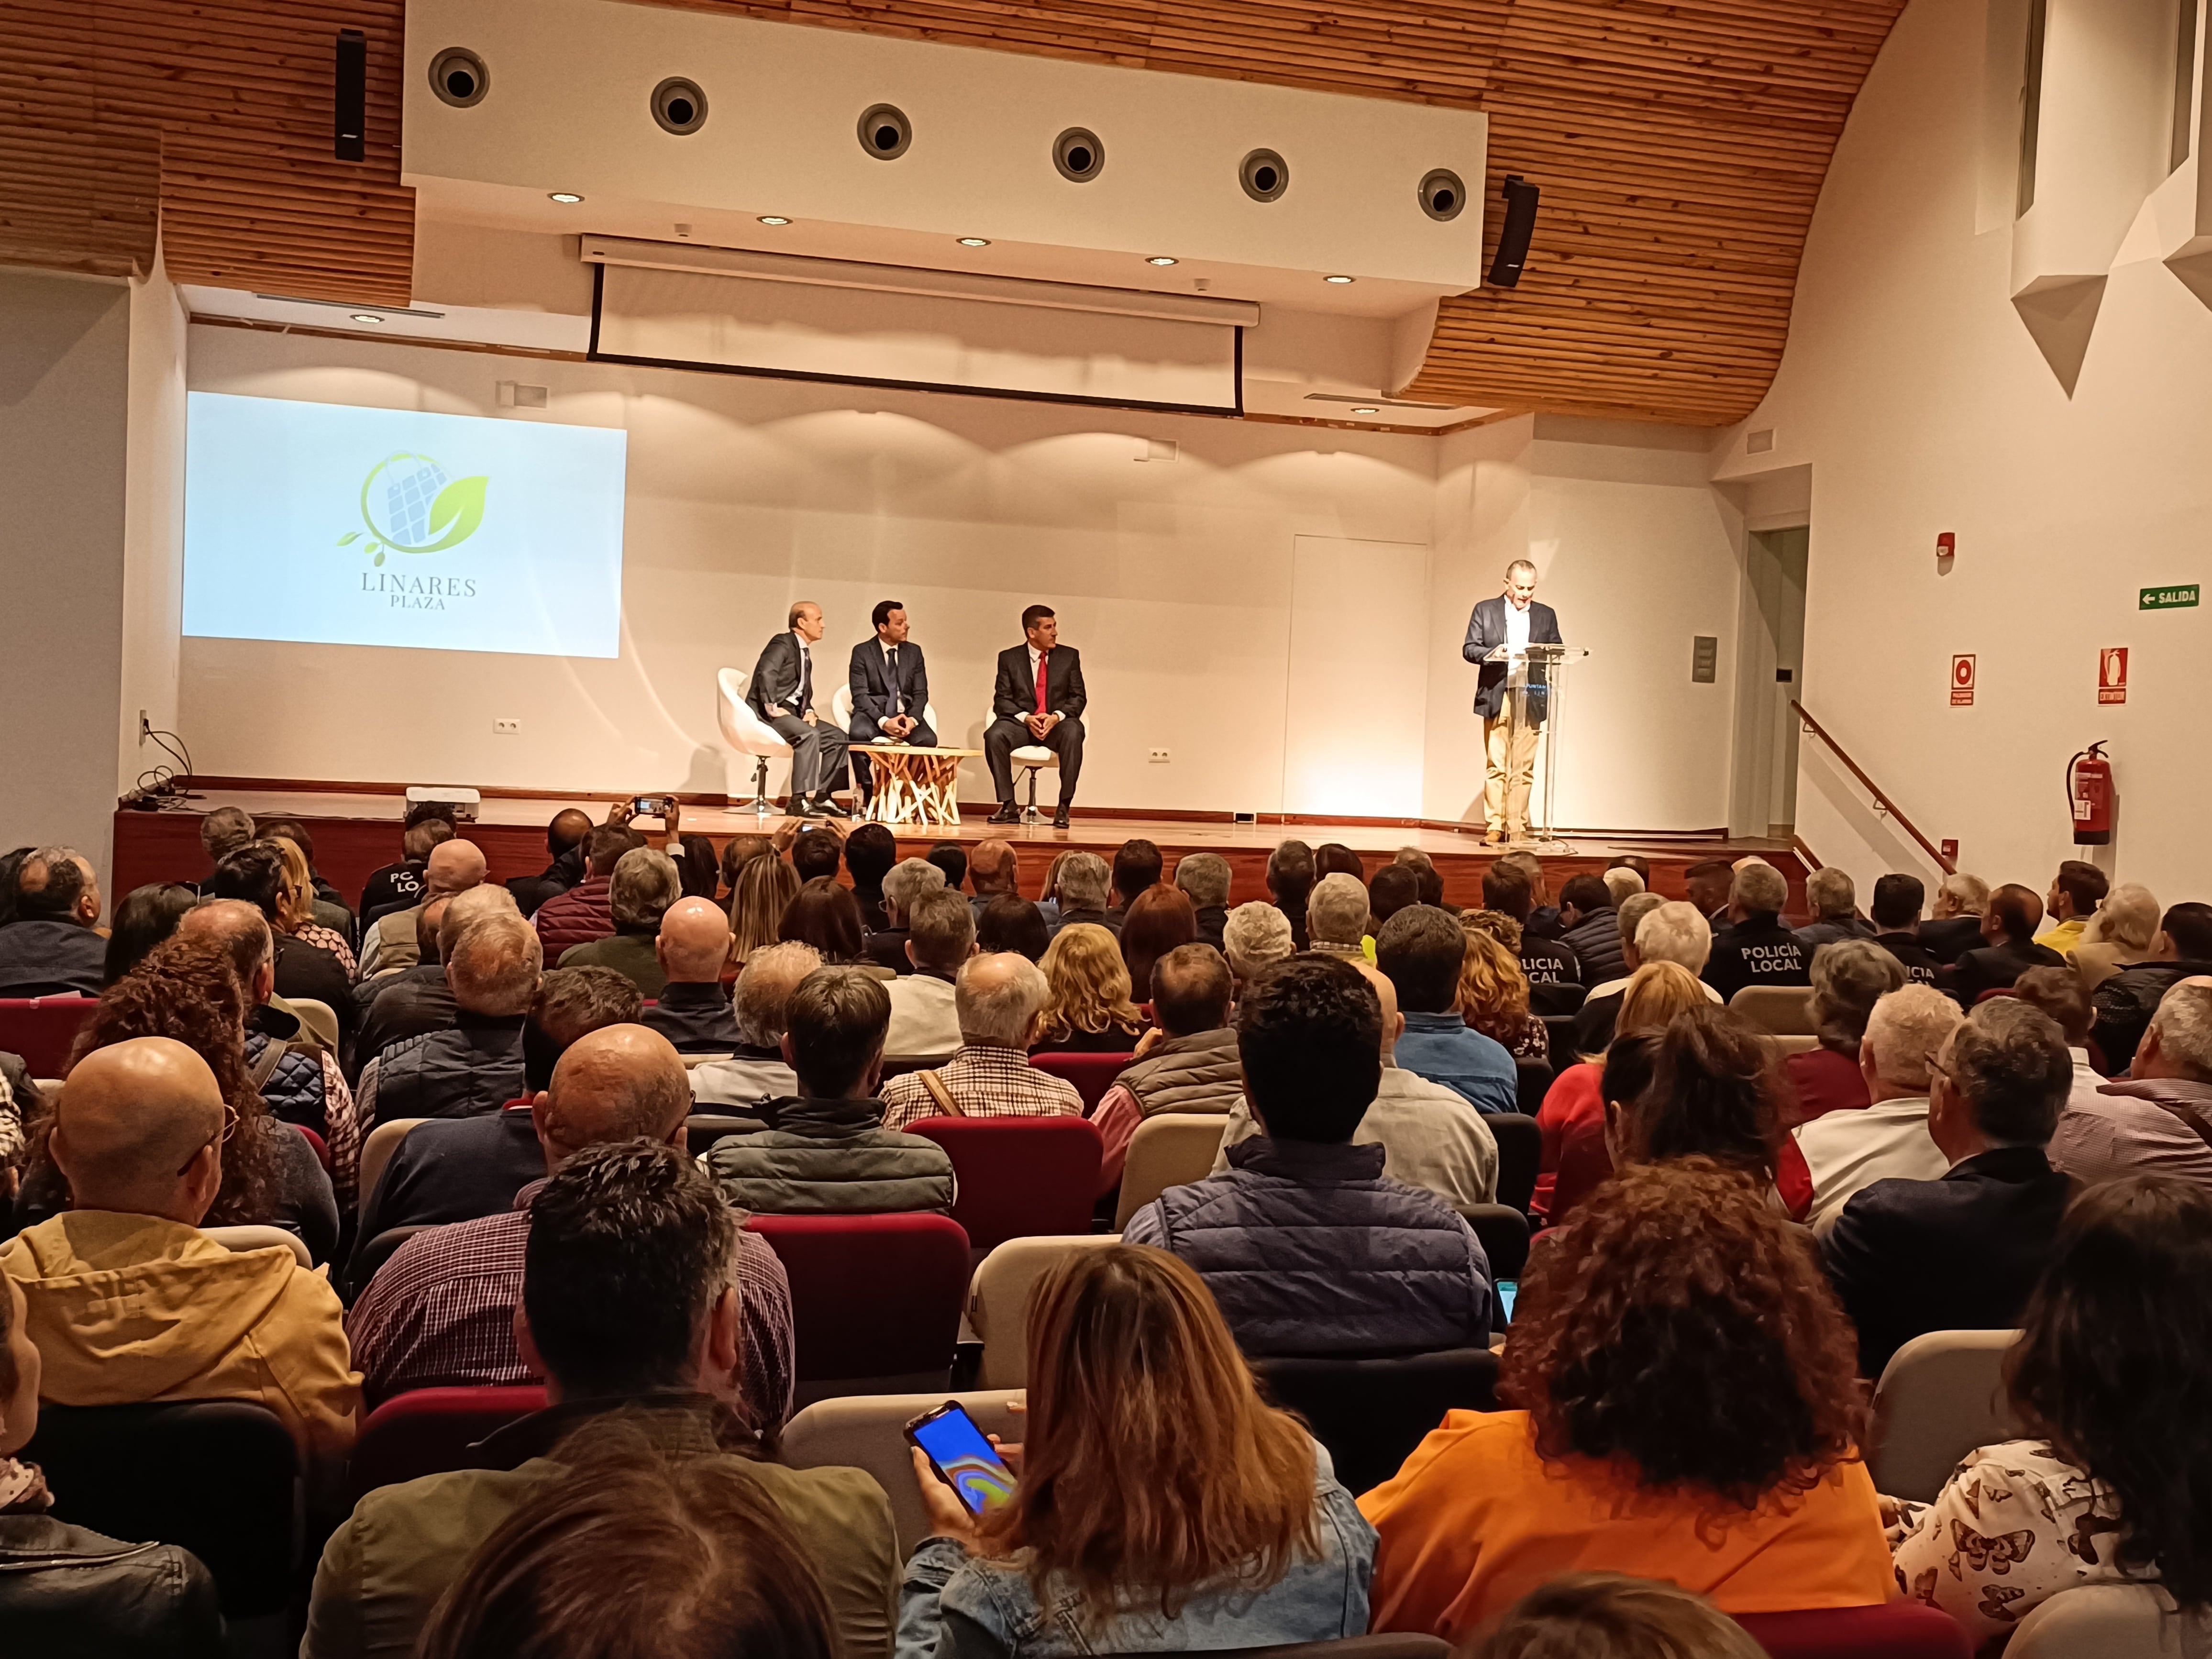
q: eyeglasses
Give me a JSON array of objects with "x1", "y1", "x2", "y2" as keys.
[{"x1": 177, "y1": 1102, "x2": 240, "y2": 1176}]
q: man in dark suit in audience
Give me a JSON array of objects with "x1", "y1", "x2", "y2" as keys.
[
  {"x1": 0, "y1": 847, "x2": 108, "y2": 997},
  {"x1": 1702, "y1": 860, "x2": 1810, "y2": 1005},
  {"x1": 641, "y1": 898, "x2": 742, "y2": 1053},
  {"x1": 1821, "y1": 998, "x2": 2076, "y2": 1378},
  {"x1": 1951, "y1": 884, "x2": 2067, "y2": 1006},
  {"x1": 845, "y1": 600, "x2": 934, "y2": 807},
  {"x1": 1916, "y1": 872, "x2": 1992, "y2": 964},
  {"x1": 507, "y1": 807, "x2": 593, "y2": 918},
  {"x1": 746, "y1": 599, "x2": 850, "y2": 819},
  {"x1": 985, "y1": 604, "x2": 1085, "y2": 829},
  {"x1": 1869, "y1": 873, "x2": 1943, "y2": 988}
]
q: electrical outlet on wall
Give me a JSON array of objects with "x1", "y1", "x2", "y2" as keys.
[
  {"x1": 1149, "y1": 748, "x2": 1170, "y2": 763},
  {"x1": 494, "y1": 718, "x2": 521, "y2": 735}
]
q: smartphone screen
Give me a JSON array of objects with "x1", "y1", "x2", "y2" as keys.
[
  {"x1": 1496, "y1": 1280, "x2": 1518, "y2": 1325},
  {"x1": 908, "y1": 1405, "x2": 1018, "y2": 1515}
]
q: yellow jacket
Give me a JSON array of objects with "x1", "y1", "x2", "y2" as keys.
[{"x1": 1, "y1": 1211, "x2": 361, "y2": 1495}]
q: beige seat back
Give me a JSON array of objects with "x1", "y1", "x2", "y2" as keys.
[
  {"x1": 281, "y1": 996, "x2": 341, "y2": 1052},
  {"x1": 2009, "y1": 1584, "x2": 2198, "y2": 1658},
  {"x1": 968, "y1": 1234, "x2": 1125, "y2": 1390},
  {"x1": 1730, "y1": 983, "x2": 1817, "y2": 1035},
  {"x1": 1113, "y1": 1112, "x2": 1229, "y2": 1230},
  {"x1": 1868, "y1": 1328, "x2": 2024, "y2": 1502},
  {"x1": 784, "y1": 1389, "x2": 1025, "y2": 1556},
  {"x1": 1771, "y1": 1032, "x2": 1820, "y2": 1055},
  {"x1": 358, "y1": 1117, "x2": 430, "y2": 1211},
  {"x1": 201, "y1": 1225, "x2": 312, "y2": 1269}
]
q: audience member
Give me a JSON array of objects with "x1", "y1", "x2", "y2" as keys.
[
  {"x1": 924, "y1": 841, "x2": 968, "y2": 892},
  {"x1": 1360, "y1": 1161, "x2": 1888, "y2": 1640},
  {"x1": 688, "y1": 943, "x2": 817, "y2": 1111},
  {"x1": 1036, "y1": 850, "x2": 1073, "y2": 928},
  {"x1": 351, "y1": 888, "x2": 507, "y2": 1078},
  {"x1": 100, "y1": 880, "x2": 196, "y2": 985},
  {"x1": 883, "y1": 954, "x2": 1083, "y2": 1127},
  {"x1": 1599, "y1": 865, "x2": 1644, "y2": 908},
  {"x1": 1822, "y1": 998, "x2": 2073, "y2": 1376},
  {"x1": 1482, "y1": 861, "x2": 1581, "y2": 1015},
  {"x1": 1214, "y1": 958, "x2": 1498, "y2": 1214},
  {"x1": 1783, "y1": 939, "x2": 1904, "y2": 1127},
  {"x1": 271, "y1": 834, "x2": 357, "y2": 977},
  {"x1": 312, "y1": 1139, "x2": 884, "y2": 1659},
  {"x1": 975, "y1": 892, "x2": 1049, "y2": 961},
  {"x1": 361, "y1": 836, "x2": 487, "y2": 980},
  {"x1": 778, "y1": 876, "x2": 875, "y2": 973},
  {"x1": 1173, "y1": 851, "x2": 1232, "y2": 949},
  {"x1": 555, "y1": 846, "x2": 681, "y2": 996},
  {"x1": 2036, "y1": 858, "x2": 2110, "y2": 957},
  {"x1": 1793, "y1": 867, "x2": 1873, "y2": 951},
  {"x1": 1396, "y1": 848, "x2": 1447, "y2": 909},
  {"x1": 350, "y1": 1026, "x2": 793, "y2": 1423},
  {"x1": 1045, "y1": 850, "x2": 1117, "y2": 935},
  {"x1": 507, "y1": 807, "x2": 593, "y2": 917},
  {"x1": 2012, "y1": 966, "x2": 2114, "y2": 1114},
  {"x1": 1609, "y1": 854, "x2": 1653, "y2": 887},
  {"x1": 1029, "y1": 922, "x2": 1147, "y2": 1054},
  {"x1": 1366, "y1": 864, "x2": 1421, "y2": 932},
  {"x1": 1915, "y1": 871, "x2": 1991, "y2": 964},
  {"x1": 360, "y1": 911, "x2": 541, "y2": 1126},
  {"x1": 2090, "y1": 976, "x2": 2212, "y2": 1155},
  {"x1": 1267, "y1": 839, "x2": 1316, "y2": 949},
  {"x1": 205, "y1": 841, "x2": 356, "y2": 1036},
  {"x1": 1126, "y1": 955, "x2": 1491, "y2": 1353},
  {"x1": 865, "y1": 855, "x2": 943, "y2": 975},
  {"x1": 2, "y1": 1039, "x2": 359, "y2": 1499},
  {"x1": 882, "y1": 888, "x2": 975, "y2": 1057},
  {"x1": 0, "y1": 847, "x2": 107, "y2": 996},
  {"x1": 2091, "y1": 901, "x2": 2212, "y2": 1072},
  {"x1": 1606, "y1": 1007, "x2": 1784, "y2": 1203},
  {"x1": 843, "y1": 822, "x2": 898, "y2": 931},
  {"x1": 899, "y1": 1246, "x2": 1377, "y2": 1656},
  {"x1": 638, "y1": 897, "x2": 741, "y2": 1052},
  {"x1": 358, "y1": 807, "x2": 453, "y2": 929},
  {"x1": 1121, "y1": 884, "x2": 1198, "y2": 995},
  {"x1": 1684, "y1": 857, "x2": 1734, "y2": 923},
  {"x1": 1868, "y1": 873, "x2": 1941, "y2": 985},
  {"x1": 1459, "y1": 921, "x2": 1548, "y2": 1061},
  {"x1": 2069, "y1": 880, "x2": 2161, "y2": 992},
  {"x1": 788, "y1": 824, "x2": 845, "y2": 884},
  {"x1": 257, "y1": 814, "x2": 348, "y2": 917},
  {"x1": 1304, "y1": 873, "x2": 1370, "y2": 960},
  {"x1": 1110, "y1": 838, "x2": 1163, "y2": 914},
  {"x1": 1702, "y1": 861, "x2": 1810, "y2": 1004},
  {"x1": 530, "y1": 826, "x2": 631, "y2": 961},
  {"x1": 719, "y1": 831, "x2": 773, "y2": 902},
  {"x1": 1951, "y1": 882, "x2": 2067, "y2": 1005},
  {"x1": 1315, "y1": 842, "x2": 1366, "y2": 883},
  {"x1": 1223, "y1": 900, "x2": 1295, "y2": 989},
  {"x1": 1475, "y1": 1573, "x2": 1767, "y2": 1659},
  {"x1": 1569, "y1": 893, "x2": 1713, "y2": 1054},
  {"x1": 703, "y1": 969, "x2": 954, "y2": 1213},
  {"x1": 1557, "y1": 874, "x2": 1624, "y2": 987},
  {"x1": 965, "y1": 837, "x2": 1020, "y2": 920},
  {"x1": 198, "y1": 804, "x2": 256, "y2": 871},
  {"x1": 1890, "y1": 1176, "x2": 2212, "y2": 1648},
  {"x1": 1377, "y1": 905, "x2": 1517, "y2": 1115},
  {"x1": 1791, "y1": 984, "x2": 1960, "y2": 1234},
  {"x1": 723, "y1": 852, "x2": 801, "y2": 976},
  {"x1": 1092, "y1": 944, "x2": 1245, "y2": 1189},
  {"x1": 357, "y1": 967, "x2": 643, "y2": 1242}
]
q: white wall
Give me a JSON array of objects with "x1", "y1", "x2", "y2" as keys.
[
  {"x1": 120, "y1": 247, "x2": 189, "y2": 800},
  {"x1": 1715, "y1": 0, "x2": 2212, "y2": 903},
  {"x1": 0, "y1": 270, "x2": 131, "y2": 900}
]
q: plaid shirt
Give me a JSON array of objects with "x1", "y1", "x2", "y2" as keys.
[
  {"x1": 345, "y1": 1181, "x2": 796, "y2": 1429},
  {"x1": 880, "y1": 1044, "x2": 1083, "y2": 1131}
]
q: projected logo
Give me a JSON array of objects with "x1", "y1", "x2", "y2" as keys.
[{"x1": 337, "y1": 452, "x2": 489, "y2": 566}]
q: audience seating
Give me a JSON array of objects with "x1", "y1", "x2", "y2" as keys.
[
  {"x1": 1461, "y1": 1203, "x2": 1529, "y2": 1284},
  {"x1": 1541, "y1": 1014, "x2": 1583, "y2": 1074},
  {"x1": 285, "y1": 995, "x2": 340, "y2": 1051},
  {"x1": 1729, "y1": 984, "x2": 1817, "y2": 1036},
  {"x1": 1487, "y1": 1112, "x2": 1541, "y2": 1216},
  {"x1": 0, "y1": 993, "x2": 97, "y2": 1077},
  {"x1": 1097, "y1": 1640, "x2": 1449, "y2": 1659},
  {"x1": 1772, "y1": 1033, "x2": 1821, "y2": 1056},
  {"x1": 1867, "y1": 1328, "x2": 2024, "y2": 1503},
  {"x1": 22, "y1": 1400, "x2": 302, "y2": 1620},
  {"x1": 1973, "y1": 986, "x2": 2019, "y2": 1005},
  {"x1": 356, "y1": 1116, "x2": 427, "y2": 1213},
  {"x1": 1253, "y1": 1348, "x2": 1500, "y2": 1497},
  {"x1": 879, "y1": 1053, "x2": 939, "y2": 1082},
  {"x1": 2008, "y1": 1584, "x2": 2194, "y2": 1658},
  {"x1": 296, "y1": 1121, "x2": 331, "y2": 1171},
  {"x1": 745, "y1": 1213, "x2": 971, "y2": 1406},
  {"x1": 717, "y1": 666, "x2": 794, "y2": 814},
  {"x1": 348, "y1": 1224, "x2": 434, "y2": 1301},
  {"x1": 680, "y1": 1051, "x2": 735, "y2": 1069},
  {"x1": 1113, "y1": 1112, "x2": 1230, "y2": 1230},
  {"x1": 968, "y1": 1234, "x2": 1125, "y2": 1389},
  {"x1": 1734, "y1": 1602, "x2": 1971, "y2": 1658},
  {"x1": 904, "y1": 1115, "x2": 1103, "y2": 1253},
  {"x1": 686, "y1": 1112, "x2": 760, "y2": 1157},
  {"x1": 348, "y1": 1384, "x2": 549, "y2": 1502},
  {"x1": 784, "y1": 1388, "x2": 1023, "y2": 1554},
  {"x1": 1029, "y1": 1049, "x2": 1131, "y2": 1115},
  {"x1": 1513, "y1": 1057, "x2": 1552, "y2": 1115},
  {"x1": 202, "y1": 1224, "x2": 312, "y2": 1268}
]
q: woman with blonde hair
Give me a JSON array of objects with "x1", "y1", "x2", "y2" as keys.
[
  {"x1": 270, "y1": 835, "x2": 357, "y2": 979},
  {"x1": 899, "y1": 1245, "x2": 1376, "y2": 1657},
  {"x1": 1031, "y1": 923, "x2": 1146, "y2": 1054},
  {"x1": 727, "y1": 854, "x2": 801, "y2": 975},
  {"x1": 1458, "y1": 920, "x2": 1547, "y2": 1061}
]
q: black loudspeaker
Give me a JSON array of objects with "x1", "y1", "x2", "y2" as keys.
[
  {"x1": 335, "y1": 29, "x2": 366, "y2": 161},
  {"x1": 1487, "y1": 173, "x2": 1540, "y2": 288}
]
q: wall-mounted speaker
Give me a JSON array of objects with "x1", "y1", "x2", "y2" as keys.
[
  {"x1": 857, "y1": 104, "x2": 911, "y2": 159},
  {"x1": 1239, "y1": 148, "x2": 1288, "y2": 202},
  {"x1": 1053, "y1": 127, "x2": 1105, "y2": 182},
  {"x1": 651, "y1": 77, "x2": 708, "y2": 135},
  {"x1": 1417, "y1": 168, "x2": 1466, "y2": 222},
  {"x1": 1487, "y1": 172, "x2": 1540, "y2": 287},
  {"x1": 335, "y1": 30, "x2": 366, "y2": 160},
  {"x1": 429, "y1": 46, "x2": 489, "y2": 108}
]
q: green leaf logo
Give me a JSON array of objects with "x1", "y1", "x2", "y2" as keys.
[
  {"x1": 428, "y1": 475, "x2": 487, "y2": 546},
  {"x1": 347, "y1": 452, "x2": 491, "y2": 561}
]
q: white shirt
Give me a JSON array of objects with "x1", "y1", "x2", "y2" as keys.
[
  {"x1": 1792, "y1": 1094, "x2": 1952, "y2": 1236},
  {"x1": 883, "y1": 973, "x2": 961, "y2": 1059},
  {"x1": 1210, "y1": 1063, "x2": 1500, "y2": 1213},
  {"x1": 1505, "y1": 599, "x2": 1531, "y2": 654}
]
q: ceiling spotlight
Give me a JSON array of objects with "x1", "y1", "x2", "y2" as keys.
[
  {"x1": 1145, "y1": 255, "x2": 1178, "y2": 267},
  {"x1": 548, "y1": 191, "x2": 583, "y2": 204},
  {"x1": 1324, "y1": 274, "x2": 1355, "y2": 284},
  {"x1": 1349, "y1": 406, "x2": 1379, "y2": 415},
  {"x1": 349, "y1": 313, "x2": 386, "y2": 324},
  {"x1": 958, "y1": 236, "x2": 990, "y2": 247},
  {"x1": 757, "y1": 214, "x2": 790, "y2": 226}
]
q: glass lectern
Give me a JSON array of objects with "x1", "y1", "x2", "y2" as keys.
[{"x1": 1481, "y1": 642, "x2": 1591, "y2": 851}]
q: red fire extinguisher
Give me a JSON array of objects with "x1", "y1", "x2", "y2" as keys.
[{"x1": 2067, "y1": 742, "x2": 2113, "y2": 846}]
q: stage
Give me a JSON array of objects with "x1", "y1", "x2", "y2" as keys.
[{"x1": 113, "y1": 782, "x2": 1808, "y2": 915}]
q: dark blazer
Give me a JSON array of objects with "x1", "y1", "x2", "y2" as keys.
[
  {"x1": 1822, "y1": 1146, "x2": 2075, "y2": 1379},
  {"x1": 1916, "y1": 915, "x2": 1986, "y2": 964},
  {"x1": 745, "y1": 631, "x2": 819, "y2": 720},
  {"x1": 1462, "y1": 597, "x2": 1563, "y2": 720},
  {"x1": 848, "y1": 640, "x2": 929, "y2": 727},
  {"x1": 1952, "y1": 937, "x2": 2067, "y2": 1007},
  {"x1": 993, "y1": 642, "x2": 1086, "y2": 722}
]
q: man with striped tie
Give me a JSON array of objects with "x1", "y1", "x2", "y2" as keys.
[
  {"x1": 746, "y1": 599, "x2": 851, "y2": 818},
  {"x1": 985, "y1": 604, "x2": 1086, "y2": 829}
]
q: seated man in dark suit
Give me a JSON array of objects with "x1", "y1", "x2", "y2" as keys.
[
  {"x1": 360, "y1": 911, "x2": 540, "y2": 1125},
  {"x1": 1822, "y1": 997, "x2": 2075, "y2": 1378},
  {"x1": 845, "y1": 599, "x2": 934, "y2": 806},
  {"x1": 1951, "y1": 883, "x2": 2067, "y2": 1006},
  {"x1": 745, "y1": 599, "x2": 850, "y2": 820},
  {"x1": 984, "y1": 603, "x2": 1085, "y2": 829},
  {"x1": 0, "y1": 847, "x2": 108, "y2": 996},
  {"x1": 1916, "y1": 872, "x2": 1992, "y2": 964},
  {"x1": 641, "y1": 897, "x2": 742, "y2": 1053},
  {"x1": 1869, "y1": 872, "x2": 1942, "y2": 987},
  {"x1": 864, "y1": 857, "x2": 945, "y2": 975},
  {"x1": 507, "y1": 807, "x2": 593, "y2": 917},
  {"x1": 2092, "y1": 901, "x2": 2212, "y2": 1073},
  {"x1": 844, "y1": 823, "x2": 897, "y2": 934}
]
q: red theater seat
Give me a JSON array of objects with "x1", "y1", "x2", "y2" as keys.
[
  {"x1": 1735, "y1": 1602, "x2": 1971, "y2": 1659},
  {"x1": 745, "y1": 1213, "x2": 969, "y2": 1404},
  {"x1": 348, "y1": 1384, "x2": 548, "y2": 1502},
  {"x1": 903, "y1": 1115, "x2": 1103, "y2": 1251},
  {"x1": 0, "y1": 995, "x2": 98, "y2": 1077},
  {"x1": 1029, "y1": 1050, "x2": 1128, "y2": 1115}
]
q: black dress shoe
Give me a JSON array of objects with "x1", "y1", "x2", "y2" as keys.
[
  {"x1": 811, "y1": 795, "x2": 850, "y2": 818},
  {"x1": 1052, "y1": 804, "x2": 1071, "y2": 829},
  {"x1": 785, "y1": 796, "x2": 820, "y2": 818},
  {"x1": 988, "y1": 804, "x2": 1021, "y2": 826}
]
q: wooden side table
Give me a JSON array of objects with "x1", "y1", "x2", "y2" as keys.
[{"x1": 859, "y1": 744, "x2": 982, "y2": 828}]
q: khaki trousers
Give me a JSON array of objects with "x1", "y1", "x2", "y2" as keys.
[{"x1": 1482, "y1": 712, "x2": 1540, "y2": 836}]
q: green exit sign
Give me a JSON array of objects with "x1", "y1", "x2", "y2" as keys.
[{"x1": 2141, "y1": 584, "x2": 2201, "y2": 609}]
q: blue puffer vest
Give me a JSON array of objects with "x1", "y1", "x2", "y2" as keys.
[
  {"x1": 372, "y1": 1012, "x2": 527, "y2": 1124},
  {"x1": 1123, "y1": 1138, "x2": 1492, "y2": 1357},
  {"x1": 243, "y1": 1027, "x2": 326, "y2": 1132}
]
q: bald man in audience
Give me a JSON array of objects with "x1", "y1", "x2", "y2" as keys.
[
  {"x1": 1950, "y1": 883, "x2": 2067, "y2": 1006},
  {"x1": 358, "y1": 838, "x2": 489, "y2": 981},
  {"x1": 641, "y1": 896, "x2": 742, "y2": 1053},
  {"x1": 358, "y1": 910, "x2": 541, "y2": 1127},
  {"x1": 345, "y1": 1025, "x2": 794, "y2": 1425},
  {"x1": 0, "y1": 1038, "x2": 359, "y2": 1498},
  {"x1": 966, "y1": 838, "x2": 1021, "y2": 920}
]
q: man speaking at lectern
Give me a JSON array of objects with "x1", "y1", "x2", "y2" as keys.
[{"x1": 1464, "y1": 559, "x2": 1563, "y2": 846}]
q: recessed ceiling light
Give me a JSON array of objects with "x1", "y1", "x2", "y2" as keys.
[
  {"x1": 349, "y1": 313, "x2": 385, "y2": 324},
  {"x1": 1324, "y1": 274, "x2": 1355, "y2": 284},
  {"x1": 1145, "y1": 255, "x2": 1178, "y2": 267},
  {"x1": 757, "y1": 215, "x2": 791, "y2": 226},
  {"x1": 547, "y1": 191, "x2": 584, "y2": 204},
  {"x1": 1350, "y1": 406, "x2": 1379, "y2": 415},
  {"x1": 958, "y1": 236, "x2": 990, "y2": 247}
]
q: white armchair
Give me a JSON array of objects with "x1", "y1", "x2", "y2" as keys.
[{"x1": 717, "y1": 667, "x2": 793, "y2": 817}]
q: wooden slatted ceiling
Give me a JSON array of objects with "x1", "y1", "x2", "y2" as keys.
[{"x1": 0, "y1": 0, "x2": 1904, "y2": 423}]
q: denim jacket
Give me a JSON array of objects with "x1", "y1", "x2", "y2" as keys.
[
  {"x1": 895, "y1": 1444, "x2": 1375, "y2": 1659},
  {"x1": 1392, "y1": 1012, "x2": 1518, "y2": 1116}
]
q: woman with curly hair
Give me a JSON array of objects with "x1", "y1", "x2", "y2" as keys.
[
  {"x1": 269, "y1": 835, "x2": 359, "y2": 979},
  {"x1": 14, "y1": 935, "x2": 338, "y2": 1262},
  {"x1": 1458, "y1": 920, "x2": 1547, "y2": 1061},
  {"x1": 728, "y1": 854, "x2": 801, "y2": 974},
  {"x1": 1361, "y1": 1160, "x2": 1888, "y2": 1640},
  {"x1": 1031, "y1": 923, "x2": 1146, "y2": 1054},
  {"x1": 1891, "y1": 1174, "x2": 2212, "y2": 1647}
]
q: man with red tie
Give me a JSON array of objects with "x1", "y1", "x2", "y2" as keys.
[{"x1": 985, "y1": 604, "x2": 1087, "y2": 829}]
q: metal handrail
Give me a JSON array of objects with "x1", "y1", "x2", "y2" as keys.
[{"x1": 1789, "y1": 699, "x2": 1956, "y2": 876}]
